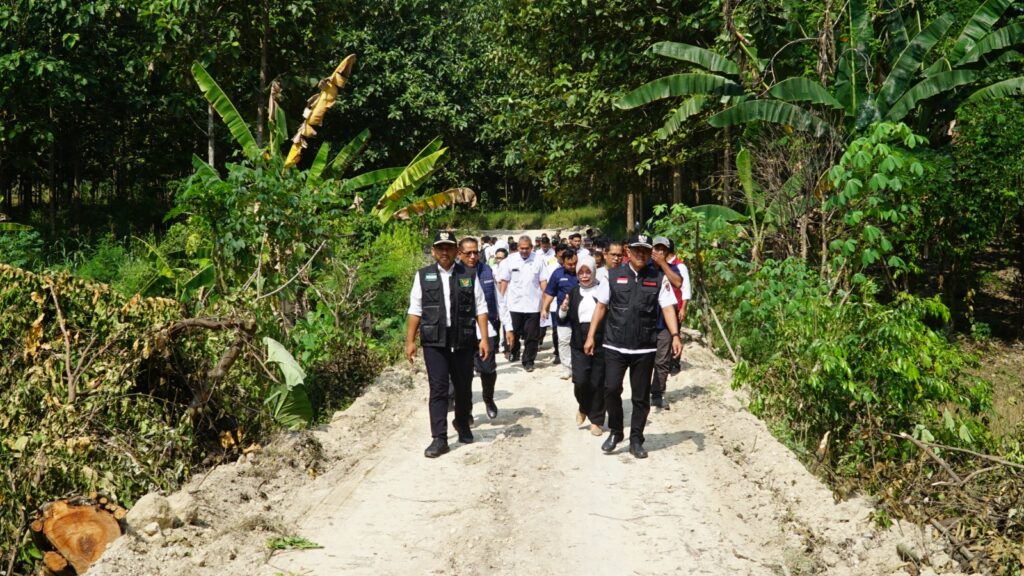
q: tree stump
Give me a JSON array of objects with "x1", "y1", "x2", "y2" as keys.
[{"x1": 31, "y1": 499, "x2": 122, "y2": 574}]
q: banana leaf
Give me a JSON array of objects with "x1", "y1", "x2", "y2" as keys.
[
  {"x1": 305, "y1": 143, "x2": 331, "y2": 184},
  {"x1": 884, "y1": 70, "x2": 980, "y2": 121},
  {"x1": 615, "y1": 73, "x2": 744, "y2": 110},
  {"x1": 647, "y1": 42, "x2": 740, "y2": 75},
  {"x1": 954, "y1": 0, "x2": 1014, "y2": 59},
  {"x1": 877, "y1": 14, "x2": 956, "y2": 111},
  {"x1": 373, "y1": 147, "x2": 449, "y2": 220},
  {"x1": 393, "y1": 188, "x2": 478, "y2": 220},
  {"x1": 691, "y1": 204, "x2": 746, "y2": 223},
  {"x1": 269, "y1": 106, "x2": 288, "y2": 158},
  {"x1": 657, "y1": 96, "x2": 709, "y2": 138},
  {"x1": 326, "y1": 128, "x2": 370, "y2": 178},
  {"x1": 191, "y1": 62, "x2": 260, "y2": 161},
  {"x1": 339, "y1": 167, "x2": 405, "y2": 194},
  {"x1": 263, "y1": 337, "x2": 312, "y2": 430},
  {"x1": 709, "y1": 100, "x2": 832, "y2": 136},
  {"x1": 881, "y1": 0, "x2": 909, "y2": 63},
  {"x1": 965, "y1": 76, "x2": 1024, "y2": 102},
  {"x1": 958, "y1": 22, "x2": 1024, "y2": 66},
  {"x1": 0, "y1": 222, "x2": 31, "y2": 232},
  {"x1": 409, "y1": 136, "x2": 444, "y2": 165},
  {"x1": 768, "y1": 77, "x2": 843, "y2": 109}
]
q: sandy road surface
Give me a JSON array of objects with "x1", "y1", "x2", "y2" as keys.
[{"x1": 94, "y1": 341, "x2": 960, "y2": 576}]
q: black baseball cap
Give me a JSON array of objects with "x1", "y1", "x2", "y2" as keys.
[
  {"x1": 432, "y1": 230, "x2": 457, "y2": 246},
  {"x1": 627, "y1": 233, "x2": 654, "y2": 249}
]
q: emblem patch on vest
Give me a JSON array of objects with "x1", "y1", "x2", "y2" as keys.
[
  {"x1": 616, "y1": 277, "x2": 628, "y2": 284},
  {"x1": 425, "y1": 273, "x2": 438, "y2": 281},
  {"x1": 459, "y1": 278, "x2": 473, "y2": 287},
  {"x1": 642, "y1": 280, "x2": 658, "y2": 287}
]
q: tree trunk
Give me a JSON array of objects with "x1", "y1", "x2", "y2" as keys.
[
  {"x1": 208, "y1": 104, "x2": 216, "y2": 166},
  {"x1": 256, "y1": 0, "x2": 270, "y2": 147},
  {"x1": 721, "y1": 126, "x2": 732, "y2": 203},
  {"x1": 626, "y1": 191, "x2": 635, "y2": 234},
  {"x1": 31, "y1": 499, "x2": 122, "y2": 575},
  {"x1": 672, "y1": 165, "x2": 683, "y2": 205},
  {"x1": 49, "y1": 109, "x2": 57, "y2": 236}
]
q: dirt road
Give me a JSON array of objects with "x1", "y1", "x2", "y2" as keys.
[{"x1": 94, "y1": 340, "x2": 961, "y2": 576}]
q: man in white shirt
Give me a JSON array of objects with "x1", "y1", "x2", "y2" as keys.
[
  {"x1": 497, "y1": 236, "x2": 546, "y2": 372},
  {"x1": 583, "y1": 233, "x2": 682, "y2": 459},
  {"x1": 568, "y1": 232, "x2": 590, "y2": 257},
  {"x1": 406, "y1": 231, "x2": 491, "y2": 458}
]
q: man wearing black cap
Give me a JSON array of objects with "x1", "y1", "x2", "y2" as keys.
[
  {"x1": 583, "y1": 233, "x2": 682, "y2": 459},
  {"x1": 407, "y1": 231, "x2": 491, "y2": 458}
]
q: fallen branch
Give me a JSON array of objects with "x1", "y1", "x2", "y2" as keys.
[
  {"x1": 256, "y1": 240, "x2": 327, "y2": 302},
  {"x1": 928, "y1": 518, "x2": 975, "y2": 565},
  {"x1": 897, "y1": 432, "x2": 962, "y2": 484},
  {"x1": 47, "y1": 283, "x2": 76, "y2": 404},
  {"x1": 889, "y1": 431, "x2": 1024, "y2": 472}
]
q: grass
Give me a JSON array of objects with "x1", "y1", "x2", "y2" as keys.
[
  {"x1": 454, "y1": 205, "x2": 624, "y2": 239},
  {"x1": 964, "y1": 338, "x2": 1024, "y2": 437}
]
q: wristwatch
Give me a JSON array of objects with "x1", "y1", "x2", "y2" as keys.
[{"x1": 670, "y1": 332, "x2": 680, "y2": 338}]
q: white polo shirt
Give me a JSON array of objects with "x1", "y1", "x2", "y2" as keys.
[
  {"x1": 594, "y1": 264, "x2": 676, "y2": 354},
  {"x1": 497, "y1": 251, "x2": 545, "y2": 314}
]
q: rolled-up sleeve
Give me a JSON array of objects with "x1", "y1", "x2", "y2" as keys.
[
  {"x1": 408, "y1": 272, "x2": 422, "y2": 316},
  {"x1": 594, "y1": 280, "x2": 610, "y2": 305},
  {"x1": 659, "y1": 277, "x2": 676, "y2": 308}
]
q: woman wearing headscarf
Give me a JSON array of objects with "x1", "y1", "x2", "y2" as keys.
[{"x1": 558, "y1": 254, "x2": 606, "y2": 436}]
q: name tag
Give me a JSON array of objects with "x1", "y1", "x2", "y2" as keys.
[
  {"x1": 425, "y1": 273, "x2": 438, "y2": 281},
  {"x1": 616, "y1": 277, "x2": 628, "y2": 284},
  {"x1": 642, "y1": 280, "x2": 658, "y2": 287},
  {"x1": 559, "y1": 277, "x2": 569, "y2": 282},
  {"x1": 484, "y1": 279, "x2": 494, "y2": 284}
]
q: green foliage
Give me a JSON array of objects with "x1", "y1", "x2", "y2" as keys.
[
  {"x1": 0, "y1": 230, "x2": 44, "y2": 270},
  {"x1": 728, "y1": 258, "x2": 991, "y2": 473},
  {"x1": 264, "y1": 337, "x2": 313, "y2": 430},
  {"x1": 267, "y1": 536, "x2": 323, "y2": 550}
]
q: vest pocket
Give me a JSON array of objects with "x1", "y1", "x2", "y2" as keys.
[{"x1": 421, "y1": 323, "x2": 439, "y2": 343}]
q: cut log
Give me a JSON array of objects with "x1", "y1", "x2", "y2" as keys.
[
  {"x1": 37, "y1": 500, "x2": 121, "y2": 574},
  {"x1": 43, "y1": 551, "x2": 69, "y2": 574}
]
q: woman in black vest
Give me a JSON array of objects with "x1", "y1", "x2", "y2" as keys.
[
  {"x1": 558, "y1": 254, "x2": 605, "y2": 436},
  {"x1": 406, "y1": 231, "x2": 491, "y2": 458}
]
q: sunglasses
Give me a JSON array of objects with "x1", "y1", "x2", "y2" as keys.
[{"x1": 461, "y1": 250, "x2": 480, "y2": 255}]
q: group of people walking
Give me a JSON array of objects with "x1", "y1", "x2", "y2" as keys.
[{"x1": 406, "y1": 229, "x2": 691, "y2": 460}]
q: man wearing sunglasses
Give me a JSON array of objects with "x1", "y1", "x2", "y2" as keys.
[{"x1": 458, "y1": 237, "x2": 506, "y2": 419}]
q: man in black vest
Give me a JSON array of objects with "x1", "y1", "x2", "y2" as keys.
[
  {"x1": 406, "y1": 231, "x2": 491, "y2": 458},
  {"x1": 583, "y1": 233, "x2": 682, "y2": 458}
]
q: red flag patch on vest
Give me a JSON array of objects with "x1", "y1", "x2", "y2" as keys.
[
  {"x1": 642, "y1": 280, "x2": 658, "y2": 287},
  {"x1": 616, "y1": 277, "x2": 628, "y2": 284}
]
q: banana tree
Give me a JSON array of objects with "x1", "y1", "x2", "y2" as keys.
[
  {"x1": 189, "y1": 57, "x2": 464, "y2": 223},
  {"x1": 618, "y1": 0, "x2": 1024, "y2": 139}
]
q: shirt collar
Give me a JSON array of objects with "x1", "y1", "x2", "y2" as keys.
[{"x1": 438, "y1": 262, "x2": 456, "y2": 274}]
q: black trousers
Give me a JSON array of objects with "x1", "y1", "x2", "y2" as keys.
[
  {"x1": 474, "y1": 335, "x2": 499, "y2": 374},
  {"x1": 571, "y1": 346, "x2": 605, "y2": 425},
  {"x1": 510, "y1": 312, "x2": 540, "y2": 366},
  {"x1": 424, "y1": 345, "x2": 474, "y2": 439},
  {"x1": 604, "y1": 347, "x2": 656, "y2": 443},
  {"x1": 651, "y1": 328, "x2": 673, "y2": 400}
]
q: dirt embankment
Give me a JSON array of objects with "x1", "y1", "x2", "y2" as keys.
[{"x1": 91, "y1": 341, "x2": 967, "y2": 576}]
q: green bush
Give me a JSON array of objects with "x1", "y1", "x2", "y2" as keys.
[
  {"x1": 727, "y1": 258, "x2": 992, "y2": 474},
  {"x1": 0, "y1": 230, "x2": 44, "y2": 270}
]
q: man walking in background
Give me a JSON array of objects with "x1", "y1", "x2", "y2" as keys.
[
  {"x1": 406, "y1": 231, "x2": 491, "y2": 458},
  {"x1": 597, "y1": 240, "x2": 624, "y2": 285},
  {"x1": 498, "y1": 236, "x2": 545, "y2": 372},
  {"x1": 542, "y1": 248, "x2": 578, "y2": 380},
  {"x1": 583, "y1": 233, "x2": 682, "y2": 459},
  {"x1": 459, "y1": 237, "x2": 504, "y2": 419},
  {"x1": 650, "y1": 236, "x2": 690, "y2": 410}
]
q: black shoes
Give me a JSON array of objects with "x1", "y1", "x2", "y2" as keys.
[
  {"x1": 652, "y1": 397, "x2": 670, "y2": 410},
  {"x1": 524, "y1": 364, "x2": 535, "y2": 373},
  {"x1": 453, "y1": 420, "x2": 474, "y2": 444},
  {"x1": 629, "y1": 441, "x2": 648, "y2": 459},
  {"x1": 424, "y1": 438, "x2": 450, "y2": 458},
  {"x1": 601, "y1": 433, "x2": 623, "y2": 453},
  {"x1": 552, "y1": 355, "x2": 561, "y2": 365},
  {"x1": 484, "y1": 400, "x2": 498, "y2": 419}
]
